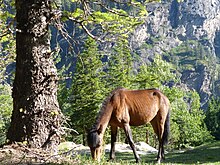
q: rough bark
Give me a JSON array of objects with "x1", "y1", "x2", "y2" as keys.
[{"x1": 7, "y1": 0, "x2": 63, "y2": 152}]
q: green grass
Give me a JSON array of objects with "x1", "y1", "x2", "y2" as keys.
[
  {"x1": 73, "y1": 141, "x2": 220, "y2": 165},
  {"x1": 164, "y1": 141, "x2": 220, "y2": 164}
]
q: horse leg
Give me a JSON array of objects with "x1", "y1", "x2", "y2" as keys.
[
  {"x1": 157, "y1": 137, "x2": 166, "y2": 163},
  {"x1": 161, "y1": 142, "x2": 165, "y2": 160},
  {"x1": 157, "y1": 141, "x2": 163, "y2": 164},
  {"x1": 158, "y1": 115, "x2": 168, "y2": 162},
  {"x1": 109, "y1": 126, "x2": 118, "y2": 161},
  {"x1": 150, "y1": 117, "x2": 164, "y2": 164},
  {"x1": 123, "y1": 123, "x2": 140, "y2": 163}
]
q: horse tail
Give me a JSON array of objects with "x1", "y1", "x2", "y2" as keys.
[{"x1": 162, "y1": 109, "x2": 170, "y2": 145}]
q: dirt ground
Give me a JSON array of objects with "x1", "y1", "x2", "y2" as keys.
[
  {"x1": 0, "y1": 143, "x2": 77, "y2": 165},
  {"x1": 0, "y1": 142, "x2": 158, "y2": 164}
]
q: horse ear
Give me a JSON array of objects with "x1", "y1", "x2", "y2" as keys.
[{"x1": 97, "y1": 125, "x2": 103, "y2": 134}]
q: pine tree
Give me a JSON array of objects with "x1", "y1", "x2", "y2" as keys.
[
  {"x1": 106, "y1": 39, "x2": 133, "y2": 90},
  {"x1": 134, "y1": 54, "x2": 176, "y2": 89},
  {"x1": 205, "y1": 97, "x2": 220, "y2": 139},
  {"x1": 70, "y1": 37, "x2": 105, "y2": 144}
]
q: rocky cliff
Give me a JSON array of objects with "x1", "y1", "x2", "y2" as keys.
[{"x1": 130, "y1": 0, "x2": 220, "y2": 109}]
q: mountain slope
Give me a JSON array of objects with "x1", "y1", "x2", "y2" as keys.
[{"x1": 130, "y1": 0, "x2": 220, "y2": 109}]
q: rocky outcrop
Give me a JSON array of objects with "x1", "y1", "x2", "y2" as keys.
[
  {"x1": 130, "y1": 0, "x2": 220, "y2": 109},
  {"x1": 58, "y1": 141, "x2": 158, "y2": 156}
]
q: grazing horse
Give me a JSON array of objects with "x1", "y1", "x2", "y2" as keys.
[{"x1": 87, "y1": 88, "x2": 170, "y2": 163}]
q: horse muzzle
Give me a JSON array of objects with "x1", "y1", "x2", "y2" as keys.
[{"x1": 91, "y1": 147, "x2": 103, "y2": 162}]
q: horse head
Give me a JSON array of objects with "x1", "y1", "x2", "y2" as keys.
[{"x1": 87, "y1": 125, "x2": 103, "y2": 161}]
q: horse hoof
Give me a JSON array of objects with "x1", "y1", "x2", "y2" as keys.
[
  {"x1": 156, "y1": 159, "x2": 161, "y2": 164},
  {"x1": 136, "y1": 158, "x2": 141, "y2": 163},
  {"x1": 108, "y1": 158, "x2": 115, "y2": 162}
]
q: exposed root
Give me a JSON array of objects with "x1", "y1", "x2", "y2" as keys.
[{"x1": 0, "y1": 143, "x2": 78, "y2": 164}]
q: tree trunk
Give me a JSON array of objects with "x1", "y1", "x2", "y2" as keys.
[{"x1": 7, "y1": 0, "x2": 63, "y2": 152}]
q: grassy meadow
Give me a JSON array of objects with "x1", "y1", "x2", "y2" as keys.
[{"x1": 71, "y1": 141, "x2": 220, "y2": 165}]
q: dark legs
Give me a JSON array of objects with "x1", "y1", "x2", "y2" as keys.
[
  {"x1": 109, "y1": 126, "x2": 118, "y2": 160},
  {"x1": 123, "y1": 123, "x2": 140, "y2": 163},
  {"x1": 150, "y1": 116, "x2": 165, "y2": 164},
  {"x1": 157, "y1": 141, "x2": 165, "y2": 163},
  {"x1": 110, "y1": 124, "x2": 140, "y2": 163}
]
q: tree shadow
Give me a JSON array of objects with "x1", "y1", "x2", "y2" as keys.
[
  {"x1": 163, "y1": 141, "x2": 220, "y2": 164},
  {"x1": 113, "y1": 141, "x2": 220, "y2": 164}
]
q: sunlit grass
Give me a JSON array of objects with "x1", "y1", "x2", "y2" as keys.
[
  {"x1": 71, "y1": 141, "x2": 220, "y2": 165},
  {"x1": 164, "y1": 141, "x2": 220, "y2": 165}
]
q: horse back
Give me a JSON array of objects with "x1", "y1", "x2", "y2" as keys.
[{"x1": 109, "y1": 88, "x2": 169, "y2": 127}]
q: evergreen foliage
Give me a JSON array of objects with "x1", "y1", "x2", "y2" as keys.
[
  {"x1": 0, "y1": 84, "x2": 12, "y2": 145},
  {"x1": 106, "y1": 40, "x2": 133, "y2": 90},
  {"x1": 68, "y1": 37, "x2": 106, "y2": 144},
  {"x1": 164, "y1": 40, "x2": 216, "y2": 74},
  {"x1": 134, "y1": 54, "x2": 176, "y2": 89},
  {"x1": 205, "y1": 97, "x2": 220, "y2": 140},
  {"x1": 169, "y1": 89, "x2": 213, "y2": 148},
  {"x1": 0, "y1": 0, "x2": 16, "y2": 83}
]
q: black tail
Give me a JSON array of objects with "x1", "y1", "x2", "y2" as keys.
[{"x1": 162, "y1": 110, "x2": 170, "y2": 145}]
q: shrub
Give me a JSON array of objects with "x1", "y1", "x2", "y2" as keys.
[{"x1": 0, "y1": 84, "x2": 13, "y2": 145}]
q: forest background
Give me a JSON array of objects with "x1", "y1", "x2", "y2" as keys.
[{"x1": 0, "y1": 0, "x2": 220, "y2": 153}]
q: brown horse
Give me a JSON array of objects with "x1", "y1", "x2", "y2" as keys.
[{"x1": 87, "y1": 88, "x2": 170, "y2": 163}]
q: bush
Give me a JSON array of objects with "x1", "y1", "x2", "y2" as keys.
[
  {"x1": 0, "y1": 84, "x2": 13, "y2": 145},
  {"x1": 205, "y1": 97, "x2": 220, "y2": 140},
  {"x1": 168, "y1": 88, "x2": 213, "y2": 148}
]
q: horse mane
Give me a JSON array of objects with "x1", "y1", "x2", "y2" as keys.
[{"x1": 94, "y1": 87, "x2": 125, "y2": 126}]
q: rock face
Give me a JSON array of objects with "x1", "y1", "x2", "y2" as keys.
[{"x1": 130, "y1": 0, "x2": 220, "y2": 109}]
